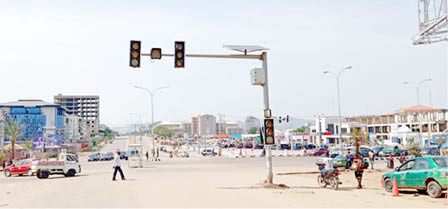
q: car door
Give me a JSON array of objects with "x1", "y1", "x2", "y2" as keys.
[
  {"x1": 11, "y1": 161, "x2": 23, "y2": 175},
  {"x1": 396, "y1": 159, "x2": 416, "y2": 186},
  {"x1": 406, "y1": 158, "x2": 430, "y2": 188},
  {"x1": 20, "y1": 160, "x2": 30, "y2": 174}
]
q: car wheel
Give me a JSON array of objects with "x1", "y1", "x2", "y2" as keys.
[
  {"x1": 384, "y1": 178, "x2": 393, "y2": 192},
  {"x1": 427, "y1": 181, "x2": 442, "y2": 198},
  {"x1": 67, "y1": 169, "x2": 76, "y2": 177},
  {"x1": 27, "y1": 169, "x2": 33, "y2": 176},
  {"x1": 4, "y1": 170, "x2": 11, "y2": 177},
  {"x1": 41, "y1": 171, "x2": 49, "y2": 179}
]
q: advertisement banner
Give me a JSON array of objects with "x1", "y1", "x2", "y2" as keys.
[{"x1": 33, "y1": 135, "x2": 62, "y2": 150}]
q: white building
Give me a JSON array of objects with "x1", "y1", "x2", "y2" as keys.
[
  {"x1": 244, "y1": 116, "x2": 260, "y2": 134},
  {"x1": 310, "y1": 115, "x2": 364, "y2": 146}
]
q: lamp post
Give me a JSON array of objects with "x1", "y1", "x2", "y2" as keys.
[
  {"x1": 323, "y1": 66, "x2": 352, "y2": 150},
  {"x1": 134, "y1": 86, "x2": 169, "y2": 158},
  {"x1": 403, "y1": 78, "x2": 431, "y2": 146}
]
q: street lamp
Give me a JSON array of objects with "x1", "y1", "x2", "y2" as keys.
[
  {"x1": 323, "y1": 66, "x2": 352, "y2": 150},
  {"x1": 403, "y1": 78, "x2": 431, "y2": 105},
  {"x1": 403, "y1": 78, "x2": 431, "y2": 146},
  {"x1": 134, "y1": 85, "x2": 169, "y2": 158}
]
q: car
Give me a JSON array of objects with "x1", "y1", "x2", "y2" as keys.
[
  {"x1": 309, "y1": 148, "x2": 329, "y2": 156},
  {"x1": 279, "y1": 144, "x2": 291, "y2": 150},
  {"x1": 329, "y1": 148, "x2": 344, "y2": 156},
  {"x1": 4, "y1": 159, "x2": 35, "y2": 177},
  {"x1": 236, "y1": 143, "x2": 244, "y2": 149},
  {"x1": 120, "y1": 151, "x2": 128, "y2": 160},
  {"x1": 160, "y1": 146, "x2": 167, "y2": 152},
  {"x1": 420, "y1": 147, "x2": 440, "y2": 156},
  {"x1": 201, "y1": 149, "x2": 217, "y2": 156},
  {"x1": 178, "y1": 152, "x2": 190, "y2": 158},
  {"x1": 316, "y1": 154, "x2": 369, "y2": 169},
  {"x1": 244, "y1": 143, "x2": 253, "y2": 149},
  {"x1": 371, "y1": 147, "x2": 384, "y2": 156},
  {"x1": 304, "y1": 144, "x2": 316, "y2": 150},
  {"x1": 255, "y1": 144, "x2": 264, "y2": 149},
  {"x1": 359, "y1": 147, "x2": 372, "y2": 158},
  {"x1": 220, "y1": 143, "x2": 229, "y2": 148},
  {"x1": 100, "y1": 152, "x2": 114, "y2": 161},
  {"x1": 380, "y1": 146, "x2": 403, "y2": 156},
  {"x1": 88, "y1": 153, "x2": 100, "y2": 162},
  {"x1": 381, "y1": 156, "x2": 448, "y2": 198}
]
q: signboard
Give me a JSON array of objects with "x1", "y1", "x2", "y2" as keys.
[{"x1": 33, "y1": 135, "x2": 62, "y2": 150}]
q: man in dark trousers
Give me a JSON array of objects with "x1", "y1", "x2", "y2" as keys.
[{"x1": 112, "y1": 150, "x2": 126, "y2": 181}]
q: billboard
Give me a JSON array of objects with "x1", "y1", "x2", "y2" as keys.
[{"x1": 33, "y1": 135, "x2": 62, "y2": 150}]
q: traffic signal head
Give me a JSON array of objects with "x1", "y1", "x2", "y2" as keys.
[
  {"x1": 130, "y1": 40, "x2": 141, "y2": 68},
  {"x1": 264, "y1": 119, "x2": 275, "y2": 145},
  {"x1": 175, "y1": 41, "x2": 185, "y2": 68},
  {"x1": 151, "y1": 48, "x2": 162, "y2": 59},
  {"x1": 286, "y1": 115, "x2": 289, "y2": 122}
]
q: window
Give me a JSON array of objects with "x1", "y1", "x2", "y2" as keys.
[
  {"x1": 433, "y1": 157, "x2": 448, "y2": 168},
  {"x1": 399, "y1": 160, "x2": 415, "y2": 171},
  {"x1": 413, "y1": 158, "x2": 430, "y2": 169}
]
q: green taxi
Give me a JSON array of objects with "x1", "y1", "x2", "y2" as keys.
[
  {"x1": 381, "y1": 156, "x2": 448, "y2": 198},
  {"x1": 331, "y1": 155, "x2": 369, "y2": 169}
]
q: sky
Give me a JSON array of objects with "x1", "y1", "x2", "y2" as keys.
[{"x1": 0, "y1": 0, "x2": 447, "y2": 129}]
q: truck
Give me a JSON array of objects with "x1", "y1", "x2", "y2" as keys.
[{"x1": 32, "y1": 153, "x2": 81, "y2": 179}]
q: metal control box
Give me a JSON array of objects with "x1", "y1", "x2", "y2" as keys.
[{"x1": 250, "y1": 68, "x2": 265, "y2": 85}]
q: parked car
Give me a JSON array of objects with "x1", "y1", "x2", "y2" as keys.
[
  {"x1": 178, "y1": 151, "x2": 190, "y2": 158},
  {"x1": 220, "y1": 143, "x2": 229, "y2": 148},
  {"x1": 255, "y1": 144, "x2": 264, "y2": 149},
  {"x1": 4, "y1": 159, "x2": 35, "y2": 177},
  {"x1": 315, "y1": 154, "x2": 369, "y2": 169},
  {"x1": 420, "y1": 147, "x2": 440, "y2": 156},
  {"x1": 201, "y1": 149, "x2": 217, "y2": 156},
  {"x1": 371, "y1": 147, "x2": 384, "y2": 156},
  {"x1": 100, "y1": 152, "x2": 114, "y2": 161},
  {"x1": 329, "y1": 148, "x2": 344, "y2": 157},
  {"x1": 304, "y1": 144, "x2": 317, "y2": 150},
  {"x1": 244, "y1": 143, "x2": 253, "y2": 149},
  {"x1": 236, "y1": 143, "x2": 244, "y2": 149},
  {"x1": 120, "y1": 151, "x2": 128, "y2": 160},
  {"x1": 160, "y1": 146, "x2": 167, "y2": 152},
  {"x1": 380, "y1": 146, "x2": 403, "y2": 156},
  {"x1": 280, "y1": 144, "x2": 291, "y2": 150},
  {"x1": 309, "y1": 148, "x2": 329, "y2": 156},
  {"x1": 88, "y1": 154, "x2": 100, "y2": 162},
  {"x1": 359, "y1": 147, "x2": 372, "y2": 158},
  {"x1": 381, "y1": 156, "x2": 448, "y2": 198},
  {"x1": 293, "y1": 143, "x2": 303, "y2": 150}
]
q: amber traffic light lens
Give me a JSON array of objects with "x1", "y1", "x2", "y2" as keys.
[
  {"x1": 132, "y1": 51, "x2": 139, "y2": 58},
  {"x1": 176, "y1": 51, "x2": 183, "y2": 58},
  {"x1": 266, "y1": 128, "x2": 273, "y2": 135}
]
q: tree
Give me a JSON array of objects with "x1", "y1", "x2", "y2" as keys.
[
  {"x1": 291, "y1": 126, "x2": 306, "y2": 133},
  {"x1": 248, "y1": 127, "x2": 258, "y2": 134},
  {"x1": 350, "y1": 127, "x2": 364, "y2": 153},
  {"x1": 154, "y1": 126, "x2": 174, "y2": 137},
  {"x1": 3, "y1": 119, "x2": 23, "y2": 161}
]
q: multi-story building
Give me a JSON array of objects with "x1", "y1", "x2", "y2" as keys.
[
  {"x1": 0, "y1": 99, "x2": 66, "y2": 142},
  {"x1": 156, "y1": 121, "x2": 183, "y2": 137},
  {"x1": 310, "y1": 115, "x2": 363, "y2": 146},
  {"x1": 244, "y1": 116, "x2": 260, "y2": 134},
  {"x1": 181, "y1": 122, "x2": 192, "y2": 138},
  {"x1": 54, "y1": 94, "x2": 99, "y2": 137},
  {"x1": 346, "y1": 105, "x2": 448, "y2": 146},
  {"x1": 191, "y1": 115, "x2": 216, "y2": 137}
]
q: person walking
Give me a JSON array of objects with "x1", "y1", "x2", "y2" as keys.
[
  {"x1": 112, "y1": 150, "x2": 126, "y2": 181},
  {"x1": 368, "y1": 150, "x2": 375, "y2": 170},
  {"x1": 353, "y1": 153, "x2": 365, "y2": 189},
  {"x1": 145, "y1": 151, "x2": 149, "y2": 162}
]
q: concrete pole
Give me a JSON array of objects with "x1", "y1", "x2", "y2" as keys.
[{"x1": 262, "y1": 52, "x2": 273, "y2": 184}]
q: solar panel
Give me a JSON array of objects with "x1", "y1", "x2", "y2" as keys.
[{"x1": 223, "y1": 45, "x2": 269, "y2": 53}]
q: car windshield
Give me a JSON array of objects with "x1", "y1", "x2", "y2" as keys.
[{"x1": 432, "y1": 157, "x2": 448, "y2": 168}]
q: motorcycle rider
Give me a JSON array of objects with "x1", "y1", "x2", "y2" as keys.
[
  {"x1": 399, "y1": 152, "x2": 406, "y2": 164},
  {"x1": 320, "y1": 152, "x2": 334, "y2": 177}
]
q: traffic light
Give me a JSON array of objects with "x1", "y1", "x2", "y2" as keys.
[
  {"x1": 279, "y1": 116, "x2": 282, "y2": 124},
  {"x1": 175, "y1": 41, "x2": 185, "y2": 68},
  {"x1": 264, "y1": 119, "x2": 275, "y2": 145},
  {"x1": 130, "y1": 40, "x2": 141, "y2": 68},
  {"x1": 286, "y1": 115, "x2": 289, "y2": 123}
]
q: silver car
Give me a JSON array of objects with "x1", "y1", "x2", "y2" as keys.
[{"x1": 178, "y1": 152, "x2": 190, "y2": 158}]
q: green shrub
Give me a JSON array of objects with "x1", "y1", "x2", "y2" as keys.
[{"x1": 407, "y1": 143, "x2": 421, "y2": 156}]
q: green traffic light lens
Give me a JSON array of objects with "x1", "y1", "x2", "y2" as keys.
[{"x1": 131, "y1": 59, "x2": 139, "y2": 66}]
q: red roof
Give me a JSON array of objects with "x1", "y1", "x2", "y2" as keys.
[{"x1": 394, "y1": 105, "x2": 440, "y2": 113}]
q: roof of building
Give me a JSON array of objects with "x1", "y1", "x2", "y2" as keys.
[
  {"x1": 393, "y1": 105, "x2": 441, "y2": 113},
  {"x1": 0, "y1": 99, "x2": 59, "y2": 108}
]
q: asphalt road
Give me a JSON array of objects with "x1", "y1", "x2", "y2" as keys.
[{"x1": 0, "y1": 136, "x2": 444, "y2": 208}]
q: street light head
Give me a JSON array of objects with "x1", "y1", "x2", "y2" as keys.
[
  {"x1": 425, "y1": 78, "x2": 432, "y2": 81},
  {"x1": 344, "y1": 66, "x2": 352, "y2": 70},
  {"x1": 323, "y1": 71, "x2": 330, "y2": 74},
  {"x1": 403, "y1": 81, "x2": 410, "y2": 85}
]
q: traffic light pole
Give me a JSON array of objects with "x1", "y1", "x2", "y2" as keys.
[{"x1": 141, "y1": 50, "x2": 274, "y2": 184}]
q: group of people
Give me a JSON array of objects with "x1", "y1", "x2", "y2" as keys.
[{"x1": 321, "y1": 148, "x2": 378, "y2": 189}]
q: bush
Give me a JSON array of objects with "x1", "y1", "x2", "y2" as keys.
[{"x1": 407, "y1": 143, "x2": 421, "y2": 156}]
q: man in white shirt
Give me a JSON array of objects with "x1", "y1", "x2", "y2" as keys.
[
  {"x1": 320, "y1": 152, "x2": 334, "y2": 176},
  {"x1": 112, "y1": 150, "x2": 126, "y2": 181}
]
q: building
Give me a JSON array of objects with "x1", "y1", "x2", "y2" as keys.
[
  {"x1": 181, "y1": 122, "x2": 192, "y2": 138},
  {"x1": 54, "y1": 94, "x2": 99, "y2": 137},
  {"x1": 244, "y1": 116, "x2": 260, "y2": 134},
  {"x1": 310, "y1": 115, "x2": 363, "y2": 146},
  {"x1": 346, "y1": 105, "x2": 448, "y2": 147},
  {"x1": 156, "y1": 121, "x2": 183, "y2": 137},
  {"x1": 0, "y1": 99, "x2": 66, "y2": 142},
  {"x1": 191, "y1": 115, "x2": 216, "y2": 137}
]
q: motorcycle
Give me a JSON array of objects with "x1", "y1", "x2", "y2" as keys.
[
  {"x1": 317, "y1": 165, "x2": 340, "y2": 190},
  {"x1": 399, "y1": 155, "x2": 407, "y2": 164}
]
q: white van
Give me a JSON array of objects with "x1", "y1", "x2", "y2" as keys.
[{"x1": 32, "y1": 153, "x2": 81, "y2": 179}]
